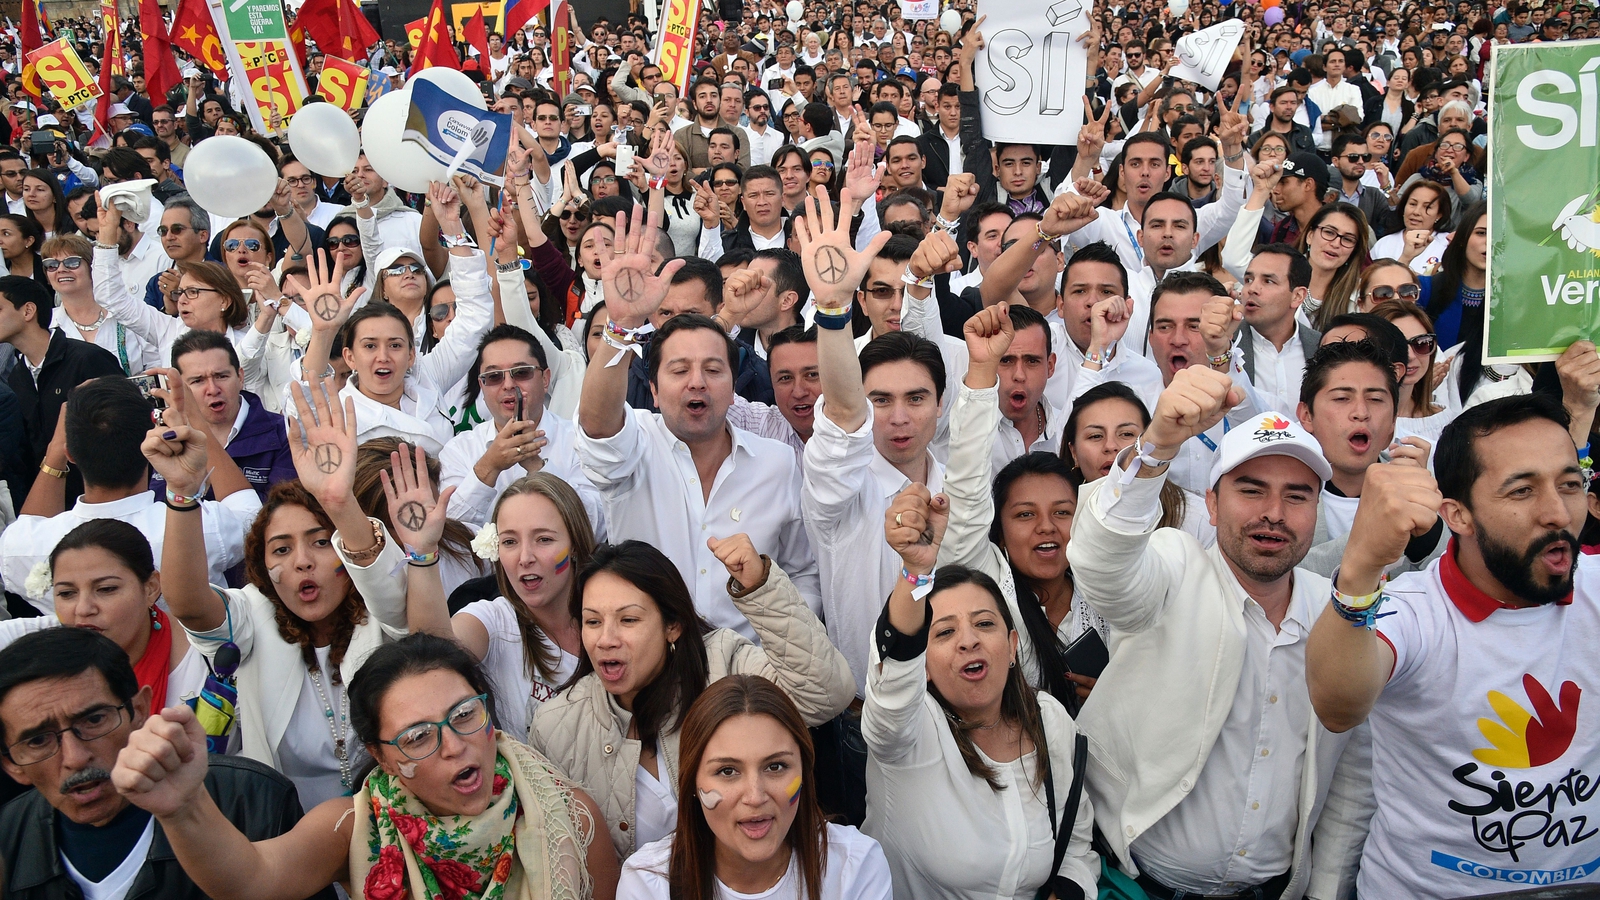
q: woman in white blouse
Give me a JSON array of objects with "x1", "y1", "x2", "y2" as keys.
[
  {"x1": 529, "y1": 539, "x2": 853, "y2": 862},
  {"x1": 866, "y1": 486, "x2": 1099, "y2": 900},
  {"x1": 618, "y1": 674, "x2": 893, "y2": 900},
  {"x1": 43, "y1": 233, "x2": 158, "y2": 375},
  {"x1": 146, "y1": 375, "x2": 417, "y2": 809},
  {"x1": 449, "y1": 473, "x2": 591, "y2": 742}
]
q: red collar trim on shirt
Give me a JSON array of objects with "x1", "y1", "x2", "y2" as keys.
[{"x1": 1439, "y1": 537, "x2": 1574, "y2": 623}]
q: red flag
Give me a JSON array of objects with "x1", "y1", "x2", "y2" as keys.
[
  {"x1": 408, "y1": 0, "x2": 459, "y2": 75},
  {"x1": 90, "y1": 37, "x2": 116, "y2": 147},
  {"x1": 463, "y1": 6, "x2": 490, "y2": 68},
  {"x1": 296, "y1": 0, "x2": 380, "y2": 62},
  {"x1": 19, "y1": 0, "x2": 43, "y2": 102},
  {"x1": 100, "y1": 0, "x2": 123, "y2": 75},
  {"x1": 288, "y1": 18, "x2": 308, "y2": 69},
  {"x1": 171, "y1": 0, "x2": 228, "y2": 80},
  {"x1": 138, "y1": 0, "x2": 182, "y2": 104}
]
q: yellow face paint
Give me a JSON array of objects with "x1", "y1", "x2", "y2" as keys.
[{"x1": 784, "y1": 774, "x2": 802, "y2": 806}]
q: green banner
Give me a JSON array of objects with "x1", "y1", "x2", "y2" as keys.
[
  {"x1": 220, "y1": 0, "x2": 287, "y2": 41},
  {"x1": 1486, "y1": 40, "x2": 1600, "y2": 363}
]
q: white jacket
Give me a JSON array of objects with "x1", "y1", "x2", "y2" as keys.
[
  {"x1": 182, "y1": 519, "x2": 409, "y2": 769},
  {"x1": 1066, "y1": 473, "x2": 1375, "y2": 900}
]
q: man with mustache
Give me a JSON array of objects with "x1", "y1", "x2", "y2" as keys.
[
  {"x1": 0, "y1": 628, "x2": 328, "y2": 899},
  {"x1": 1068, "y1": 364, "x2": 1373, "y2": 899},
  {"x1": 1306, "y1": 352, "x2": 1600, "y2": 899}
]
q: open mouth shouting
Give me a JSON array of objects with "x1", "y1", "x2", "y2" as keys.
[
  {"x1": 596, "y1": 657, "x2": 627, "y2": 684},
  {"x1": 1032, "y1": 540, "x2": 1062, "y2": 561},
  {"x1": 737, "y1": 815, "x2": 776, "y2": 841},
  {"x1": 1246, "y1": 526, "x2": 1295, "y2": 553},
  {"x1": 1347, "y1": 427, "x2": 1372, "y2": 456},
  {"x1": 958, "y1": 658, "x2": 989, "y2": 682},
  {"x1": 295, "y1": 578, "x2": 321, "y2": 605},
  {"x1": 450, "y1": 764, "x2": 483, "y2": 795}
]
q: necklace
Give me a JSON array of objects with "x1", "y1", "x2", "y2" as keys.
[
  {"x1": 66, "y1": 306, "x2": 107, "y2": 331},
  {"x1": 1034, "y1": 402, "x2": 1047, "y2": 442},
  {"x1": 308, "y1": 664, "x2": 352, "y2": 791}
]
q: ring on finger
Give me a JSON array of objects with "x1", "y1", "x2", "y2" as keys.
[{"x1": 895, "y1": 512, "x2": 904, "y2": 526}]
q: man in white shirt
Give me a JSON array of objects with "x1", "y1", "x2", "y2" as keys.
[
  {"x1": 1306, "y1": 47, "x2": 1364, "y2": 151},
  {"x1": 988, "y1": 304, "x2": 1063, "y2": 475},
  {"x1": 95, "y1": 152, "x2": 174, "y2": 300},
  {"x1": 1111, "y1": 41, "x2": 1162, "y2": 91},
  {"x1": 1306, "y1": 382, "x2": 1600, "y2": 900},
  {"x1": 439, "y1": 323, "x2": 603, "y2": 533},
  {"x1": 1, "y1": 376, "x2": 260, "y2": 611},
  {"x1": 576, "y1": 213, "x2": 820, "y2": 639},
  {"x1": 346, "y1": 152, "x2": 426, "y2": 265},
  {"x1": 1069, "y1": 365, "x2": 1372, "y2": 900},
  {"x1": 740, "y1": 91, "x2": 783, "y2": 167},
  {"x1": 1224, "y1": 245, "x2": 1320, "y2": 413}
]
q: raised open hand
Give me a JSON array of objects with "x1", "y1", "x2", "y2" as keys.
[
  {"x1": 286, "y1": 249, "x2": 359, "y2": 334},
  {"x1": 842, "y1": 134, "x2": 884, "y2": 203},
  {"x1": 602, "y1": 206, "x2": 686, "y2": 330},
  {"x1": 380, "y1": 442, "x2": 457, "y2": 556},
  {"x1": 792, "y1": 185, "x2": 892, "y2": 312},
  {"x1": 287, "y1": 374, "x2": 359, "y2": 508}
]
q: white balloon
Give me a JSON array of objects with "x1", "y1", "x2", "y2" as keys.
[
  {"x1": 288, "y1": 102, "x2": 361, "y2": 177},
  {"x1": 1168, "y1": 0, "x2": 1190, "y2": 15},
  {"x1": 408, "y1": 66, "x2": 487, "y2": 110},
  {"x1": 939, "y1": 9, "x2": 962, "y2": 33},
  {"x1": 183, "y1": 136, "x2": 279, "y2": 220},
  {"x1": 786, "y1": 0, "x2": 803, "y2": 19},
  {"x1": 361, "y1": 89, "x2": 446, "y2": 194}
]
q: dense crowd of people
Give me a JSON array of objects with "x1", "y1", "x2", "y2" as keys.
[{"x1": 0, "y1": 0, "x2": 1595, "y2": 897}]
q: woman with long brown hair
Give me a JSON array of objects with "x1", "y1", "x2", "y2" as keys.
[
  {"x1": 869, "y1": 491, "x2": 1098, "y2": 899},
  {"x1": 617, "y1": 675, "x2": 892, "y2": 900},
  {"x1": 1296, "y1": 202, "x2": 1372, "y2": 331},
  {"x1": 145, "y1": 376, "x2": 420, "y2": 808}
]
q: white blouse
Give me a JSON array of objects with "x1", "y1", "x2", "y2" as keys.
[{"x1": 618, "y1": 823, "x2": 894, "y2": 900}]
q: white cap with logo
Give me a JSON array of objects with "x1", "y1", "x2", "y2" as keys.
[{"x1": 1208, "y1": 412, "x2": 1333, "y2": 487}]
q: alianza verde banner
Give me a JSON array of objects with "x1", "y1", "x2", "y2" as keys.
[{"x1": 1486, "y1": 40, "x2": 1600, "y2": 363}]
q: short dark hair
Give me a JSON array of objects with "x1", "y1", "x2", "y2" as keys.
[
  {"x1": 67, "y1": 376, "x2": 153, "y2": 490},
  {"x1": 1062, "y1": 240, "x2": 1129, "y2": 296},
  {"x1": 1331, "y1": 132, "x2": 1367, "y2": 157},
  {"x1": 858, "y1": 331, "x2": 947, "y2": 402},
  {"x1": 1435, "y1": 393, "x2": 1573, "y2": 507},
  {"x1": 1007, "y1": 303, "x2": 1052, "y2": 356},
  {"x1": 647, "y1": 313, "x2": 738, "y2": 385},
  {"x1": 101, "y1": 147, "x2": 154, "y2": 182},
  {"x1": 753, "y1": 247, "x2": 806, "y2": 306},
  {"x1": 1141, "y1": 191, "x2": 1197, "y2": 229},
  {"x1": 1151, "y1": 270, "x2": 1228, "y2": 317},
  {"x1": 800, "y1": 102, "x2": 834, "y2": 137},
  {"x1": 0, "y1": 274, "x2": 51, "y2": 330},
  {"x1": 708, "y1": 125, "x2": 742, "y2": 151},
  {"x1": 1252, "y1": 243, "x2": 1313, "y2": 291},
  {"x1": 1299, "y1": 337, "x2": 1400, "y2": 409},
  {"x1": 741, "y1": 164, "x2": 781, "y2": 193},
  {"x1": 171, "y1": 327, "x2": 241, "y2": 370},
  {"x1": 765, "y1": 323, "x2": 817, "y2": 366},
  {"x1": 668, "y1": 256, "x2": 724, "y2": 308},
  {"x1": 462, "y1": 324, "x2": 551, "y2": 411},
  {"x1": 0, "y1": 628, "x2": 140, "y2": 746},
  {"x1": 1179, "y1": 136, "x2": 1217, "y2": 167}
]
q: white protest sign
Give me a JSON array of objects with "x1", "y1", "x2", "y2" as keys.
[
  {"x1": 899, "y1": 0, "x2": 938, "y2": 19},
  {"x1": 972, "y1": 0, "x2": 1091, "y2": 144},
  {"x1": 1169, "y1": 19, "x2": 1246, "y2": 91}
]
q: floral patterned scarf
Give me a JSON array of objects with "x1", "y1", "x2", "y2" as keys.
[{"x1": 350, "y1": 734, "x2": 593, "y2": 900}]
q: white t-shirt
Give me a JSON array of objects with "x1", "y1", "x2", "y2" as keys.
[
  {"x1": 1359, "y1": 546, "x2": 1600, "y2": 899},
  {"x1": 61, "y1": 817, "x2": 155, "y2": 900},
  {"x1": 617, "y1": 822, "x2": 894, "y2": 900},
  {"x1": 459, "y1": 596, "x2": 578, "y2": 742},
  {"x1": 277, "y1": 645, "x2": 371, "y2": 809},
  {"x1": 1320, "y1": 489, "x2": 1360, "y2": 543}
]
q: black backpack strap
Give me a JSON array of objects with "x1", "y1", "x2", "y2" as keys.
[{"x1": 1038, "y1": 732, "x2": 1091, "y2": 900}]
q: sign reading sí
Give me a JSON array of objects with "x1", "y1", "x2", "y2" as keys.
[{"x1": 1486, "y1": 40, "x2": 1600, "y2": 362}]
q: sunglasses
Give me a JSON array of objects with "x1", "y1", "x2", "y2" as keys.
[
  {"x1": 224, "y1": 238, "x2": 263, "y2": 252},
  {"x1": 327, "y1": 235, "x2": 362, "y2": 248},
  {"x1": 813, "y1": 161, "x2": 834, "y2": 170},
  {"x1": 428, "y1": 302, "x2": 455, "y2": 321},
  {"x1": 559, "y1": 209, "x2": 588, "y2": 220},
  {"x1": 535, "y1": 114, "x2": 563, "y2": 122},
  {"x1": 1342, "y1": 153, "x2": 1372, "y2": 162},
  {"x1": 42, "y1": 256, "x2": 84, "y2": 272},
  {"x1": 1368, "y1": 283, "x2": 1422, "y2": 302},
  {"x1": 156, "y1": 223, "x2": 193, "y2": 237},
  {"x1": 712, "y1": 179, "x2": 741, "y2": 188},
  {"x1": 477, "y1": 364, "x2": 543, "y2": 386},
  {"x1": 1406, "y1": 333, "x2": 1438, "y2": 354},
  {"x1": 383, "y1": 262, "x2": 425, "y2": 277}
]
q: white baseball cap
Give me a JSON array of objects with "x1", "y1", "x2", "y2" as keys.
[
  {"x1": 372, "y1": 247, "x2": 435, "y2": 288},
  {"x1": 35, "y1": 113, "x2": 59, "y2": 127},
  {"x1": 109, "y1": 102, "x2": 135, "y2": 117},
  {"x1": 1207, "y1": 412, "x2": 1333, "y2": 487}
]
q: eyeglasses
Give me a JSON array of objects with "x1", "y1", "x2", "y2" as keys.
[
  {"x1": 862, "y1": 284, "x2": 903, "y2": 302},
  {"x1": 283, "y1": 174, "x2": 316, "y2": 186},
  {"x1": 3, "y1": 704, "x2": 130, "y2": 766},
  {"x1": 1437, "y1": 141, "x2": 1468, "y2": 152},
  {"x1": 428, "y1": 302, "x2": 455, "y2": 321},
  {"x1": 1368, "y1": 283, "x2": 1422, "y2": 302},
  {"x1": 380, "y1": 694, "x2": 491, "y2": 761},
  {"x1": 224, "y1": 238, "x2": 264, "y2": 252},
  {"x1": 478, "y1": 364, "x2": 543, "y2": 386},
  {"x1": 173, "y1": 286, "x2": 222, "y2": 300},
  {"x1": 42, "y1": 256, "x2": 84, "y2": 272},
  {"x1": 594, "y1": 175, "x2": 619, "y2": 185},
  {"x1": 1314, "y1": 223, "x2": 1360, "y2": 249},
  {"x1": 157, "y1": 224, "x2": 194, "y2": 237},
  {"x1": 1169, "y1": 103, "x2": 1195, "y2": 113},
  {"x1": 1406, "y1": 332, "x2": 1438, "y2": 355},
  {"x1": 383, "y1": 262, "x2": 425, "y2": 277},
  {"x1": 1342, "y1": 153, "x2": 1372, "y2": 162},
  {"x1": 1257, "y1": 145, "x2": 1288, "y2": 158},
  {"x1": 0, "y1": 168, "x2": 23, "y2": 179},
  {"x1": 328, "y1": 235, "x2": 362, "y2": 248}
]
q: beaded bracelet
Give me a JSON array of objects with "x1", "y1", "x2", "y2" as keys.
[{"x1": 1581, "y1": 442, "x2": 1594, "y2": 483}]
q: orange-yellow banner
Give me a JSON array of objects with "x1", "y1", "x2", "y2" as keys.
[
  {"x1": 25, "y1": 38, "x2": 100, "y2": 109},
  {"x1": 237, "y1": 40, "x2": 302, "y2": 133},
  {"x1": 315, "y1": 55, "x2": 368, "y2": 111},
  {"x1": 653, "y1": 0, "x2": 700, "y2": 95}
]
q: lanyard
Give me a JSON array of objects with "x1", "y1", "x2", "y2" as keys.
[
  {"x1": 1194, "y1": 418, "x2": 1231, "y2": 452},
  {"x1": 1119, "y1": 210, "x2": 1144, "y2": 264}
]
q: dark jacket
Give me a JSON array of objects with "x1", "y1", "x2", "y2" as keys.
[
  {"x1": 626, "y1": 339, "x2": 774, "y2": 412},
  {"x1": 0, "y1": 379, "x2": 29, "y2": 513},
  {"x1": 0, "y1": 756, "x2": 338, "y2": 900},
  {"x1": 149, "y1": 391, "x2": 296, "y2": 501},
  {"x1": 1238, "y1": 321, "x2": 1322, "y2": 383},
  {"x1": 6, "y1": 330, "x2": 124, "y2": 503},
  {"x1": 1249, "y1": 121, "x2": 1318, "y2": 157},
  {"x1": 917, "y1": 123, "x2": 964, "y2": 197},
  {"x1": 1362, "y1": 93, "x2": 1414, "y2": 129}
]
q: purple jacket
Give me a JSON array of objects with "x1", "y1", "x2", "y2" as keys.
[{"x1": 150, "y1": 391, "x2": 296, "y2": 501}]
